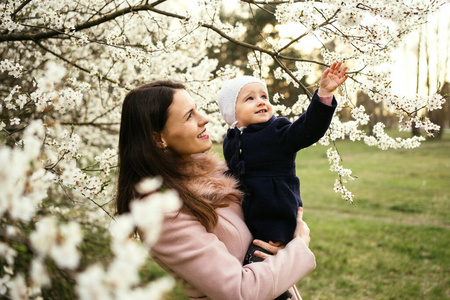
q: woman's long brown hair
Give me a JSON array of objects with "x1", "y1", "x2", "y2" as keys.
[{"x1": 116, "y1": 80, "x2": 221, "y2": 229}]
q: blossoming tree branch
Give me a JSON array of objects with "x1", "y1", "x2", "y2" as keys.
[{"x1": 0, "y1": 0, "x2": 448, "y2": 298}]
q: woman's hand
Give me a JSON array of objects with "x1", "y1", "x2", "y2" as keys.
[
  {"x1": 252, "y1": 207, "x2": 311, "y2": 260},
  {"x1": 318, "y1": 61, "x2": 348, "y2": 97},
  {"x1": 293, "y1": 207, "x2": 311, "y2": 247},
  {"x1": 252, "y1": 240, "x2": 285, "y2": 260}
]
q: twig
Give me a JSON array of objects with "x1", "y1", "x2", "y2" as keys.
[
  {"x1": 277, "y1": 8, "x2": 340, "y2": 53},
  {"x1": 33, "y1": 40, "x2": 128, "y2": 89},
  {"x1": 10, "y1": 0, "x2": 32, "y2": 20},
  {"x1": 59, "y1": 122, "x2": 120, "y2": 126},
  {"x1": 84, "y1": 194, "x2": 116, "y2": 221},
  {"x1": 272, "y1": 55, "x2": 312, "y2": 98},
  {"x1": 0, "y1": 127, "x2": 23, "y2": 146},
  {"x1": 241, "y1": 0, "x2": 319, "y2": 4}
]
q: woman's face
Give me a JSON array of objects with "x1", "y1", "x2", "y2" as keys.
[{"x1": 160, "y1": 89, "x2": 212, "y2": 159}]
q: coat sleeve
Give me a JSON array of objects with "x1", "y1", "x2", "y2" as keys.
[
  {"x1": 279, "y1": 89, "x2": 337, "y2": 152},
  {"x1": 150, "y1": 211, "x2": 316, "y2": 300}
]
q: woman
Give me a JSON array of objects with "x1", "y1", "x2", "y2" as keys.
[{"x1": 116, "y1": 80, "x2": 315, "y2": 300}]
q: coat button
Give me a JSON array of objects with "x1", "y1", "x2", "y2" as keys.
[
  {"x1": 239, "y1": 149, "x2": 242, "y2": 154},
  {"x1": 240, "y1": 131, "x2": 243, "y2": 135}
]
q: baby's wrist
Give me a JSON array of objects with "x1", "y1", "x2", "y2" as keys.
[
  {"x1": 317, "y1": 89, "x2": 333, "y2": 105},
  {"x1": 318, "y1": 87, "x2": 333, "y2": 97}
]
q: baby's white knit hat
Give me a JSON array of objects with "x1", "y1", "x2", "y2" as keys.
[{"x1": 217, "y1": 75, "x2": 267, "y2": 126}]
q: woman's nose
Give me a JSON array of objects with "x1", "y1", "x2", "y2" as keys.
[{"x1": 198, "y1": 113, "x2": 209, "y2": 125}]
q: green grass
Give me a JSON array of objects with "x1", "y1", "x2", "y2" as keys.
[
  {"x1": 164, "y1": 133, "x2": 450, "y2": 299},
  {"x1": 295, "y1": 134, "x2": 450, "y2": 299},
  {"x1": 297, "y1": 134, "x2": 450, "y2": 226},
  {"x1": 300, "y1": 213, "x2": 448, "y2": 300}
]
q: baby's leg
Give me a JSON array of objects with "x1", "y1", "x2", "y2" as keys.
[{"x1": 244, "y1": 243, "x2": 272, "y2": 264}]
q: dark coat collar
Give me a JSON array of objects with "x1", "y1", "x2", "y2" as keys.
[{"x1": 244, "y1": 115, "x2": 276, "y2": 133}]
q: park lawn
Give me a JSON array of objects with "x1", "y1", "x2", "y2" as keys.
[
  {"x1": 296, "y1": 134, "x2": 450, "y2": 226},
  {"x1": 164, "y1": 133, "x2": 450, "y2": 299},
  {"x1": 298, "y1": 211, "x2": 448, "y2": 300}
]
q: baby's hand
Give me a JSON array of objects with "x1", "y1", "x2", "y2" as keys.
[{"x1": 318, "y1": 61, "x2": 349, "y2": 97}]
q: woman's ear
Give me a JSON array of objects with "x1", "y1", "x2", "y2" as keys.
[{"x1": 153, "y1": 132, "x2": 167, "y2": 150}]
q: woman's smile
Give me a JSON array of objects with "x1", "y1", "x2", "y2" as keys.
[{"x1": 197, "y1": 128, "x2": 209, "y2": 139}]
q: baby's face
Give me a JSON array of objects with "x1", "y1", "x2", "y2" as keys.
[{"x1": 235, "y1": 82, "x2": 273, "y2": 127}]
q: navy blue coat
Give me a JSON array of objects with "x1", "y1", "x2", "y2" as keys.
[{"x1": 223, "y1": 90, "x2": 337, "y2": 244}]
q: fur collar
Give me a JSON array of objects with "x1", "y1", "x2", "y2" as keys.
[{"x1": 181, "y1": 151, "x2": 243, "y2": 205}]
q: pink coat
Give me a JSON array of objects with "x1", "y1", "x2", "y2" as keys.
[{"x1": 149, "y1": 152, "x2": 316, "y2": 300}]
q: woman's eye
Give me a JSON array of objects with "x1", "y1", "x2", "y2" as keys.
[
  {"x1": 246, "y1": 97, "x2": 253, "y2": 101},
  {"x1": 261, "y1": 95, "x2": 267, "y2": 100},
  {"x1": 187, "y1": 112, "x2": 192, "y2": 120}
]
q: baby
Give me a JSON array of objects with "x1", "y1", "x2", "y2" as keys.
[{"x1": 217, "y1": 62, "x2": 348, "y2": 300}]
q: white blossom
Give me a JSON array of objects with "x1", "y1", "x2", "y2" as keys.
[
  {"x1": 327, "y1": 147, "x2": 355, "y2": 203},
  {"x1": 9, "y1": 118, "x2": 20, "y2": 126},
  {"x1": 0, "y1": 242, "x2": 17, "y2": 266},
  {"x1": 58, "y1": 131, "x2": 81, "y2": 160},
  {"x1": 95, "y1": 148, "x2": 118, "y2": 175},
  {"x1": 426, "y1": 93, "x2": 446, "y2": 111},
  {"x1": 59, "y1": 88, "x2": 83, "y2": 111},
  {"x1": 109, "y1": 214, "x2": 135, "y2": 244},
  {"x1": 37, "y1": 61, "x2": 67, "y2": 91},
  {"x1": 30, "y1": 259, "x2": 51, "y2": 289},
  {"x1": 76, "y1": 264, "x2": 110, "y2": 300},
  {"x1": 50, "y1": 221, "x2": 82, "y2": 269},
  {"x1": 5, "y1": 226, "x2": 19, "y2": 237},
  {"x1": 6, "y1": 274, "x2": 28, "y2": 300},
  {"x1": 59, "y1": 161, "x2": 80, "y2": 186},
  {"x1": 106, "y1": 240, "x2": 147, "y2": 291},
  {"x1": 0, "y1": 59, "x2": 23, "y2": 78},
  {"x1": 291, "y1": 94, "x2": 310, "y2": 116},
  {"x1": 30, "y1": 217, "x2": 83, "y2": 269},
  {"x1": 30, "y1": 217, "x2": 58, "y2": 258},
  {"x1": 131, "y1": 190, "x2": 181, "y2": 248},
  {"x1": 0, "y1": 275, "x2": 11, "y2": 295},
  {"x1": 119, "y1": 277, "x2": 175, "y2": 300}
]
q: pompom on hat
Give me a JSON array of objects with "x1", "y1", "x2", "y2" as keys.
[{"x1": 217, "y1": 75, "x2": 268, "y2": 127}]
